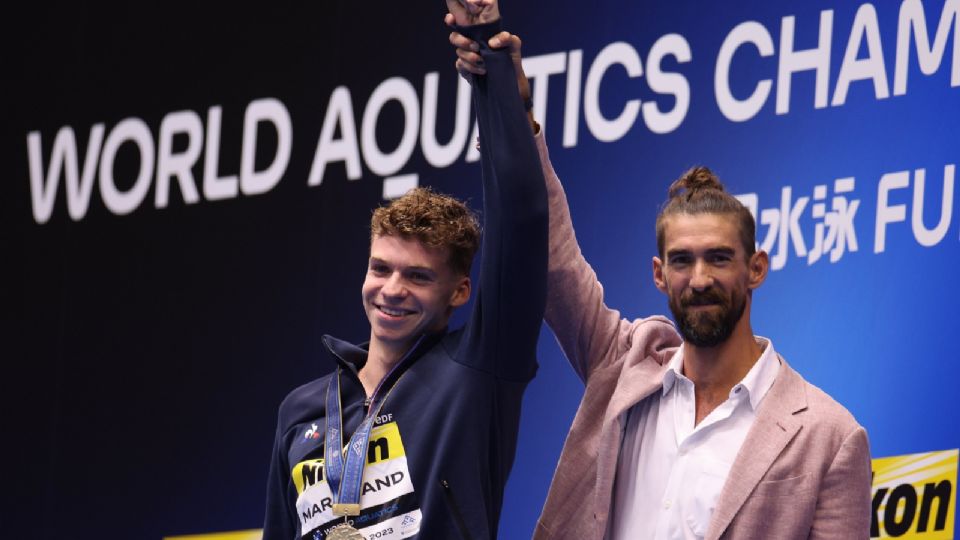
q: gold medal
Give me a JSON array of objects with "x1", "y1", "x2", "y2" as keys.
[
  {"x1": 326, "y1": 524, "x2": 364, "y2": 540},
  {"x1": 332, "y1": 503, "x2": 361, "y2": 516}
]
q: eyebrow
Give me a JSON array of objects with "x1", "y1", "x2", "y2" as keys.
[
  {"x1": 405, "y1": 266, "x2": 438, "y2": 276},
  {"x1": 665, "y1": 246, "x2": 737, "y2": 258},
  {"x1": 706, "y1": 247, "x2": 737, "y2": 256},
  {"x1": 369, "y1": 258, "x2": 437, "y2": 275}
]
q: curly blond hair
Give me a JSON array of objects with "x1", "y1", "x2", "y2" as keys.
[{"x1": 371, "y1": 187, "x2": 480, "y2": 276}]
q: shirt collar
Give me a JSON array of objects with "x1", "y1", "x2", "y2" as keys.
[
  {"x1": 738, "y1": 336, "x2": 780, "y2": 410},
  {"x1": 661, "y1": 337, "x2": 781, "y2": 411},
  {"x1": 661, "y1": 344, "x2": 687, "y2": 394}
]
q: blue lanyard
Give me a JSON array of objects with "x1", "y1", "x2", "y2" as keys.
[{"x1": 323, "y1": 336, "x2": 425, "y2": 516}]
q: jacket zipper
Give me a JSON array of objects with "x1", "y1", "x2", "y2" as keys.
[{"x1": 440, "y1": 479, "x2": 474, "y2": 540}]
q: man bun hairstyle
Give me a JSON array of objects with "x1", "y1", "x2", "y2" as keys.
[
  {"x1": 667, "y1": 166, "x2": 725, "y2": 199},
  {"x1": 371, "y1": 187, "x2": 481, "y2": 276},
  {"x1": 656, "y1": 166, "x2": 757, "y2": 259}
]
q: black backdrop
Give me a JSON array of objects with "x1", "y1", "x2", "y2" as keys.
[{"x1": 3, "y1": 2, "x2": 487, "y2": 537}]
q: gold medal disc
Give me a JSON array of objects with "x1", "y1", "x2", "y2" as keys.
[{"x1": 326, "y1": 524, "x2": 364, "y2": 540}]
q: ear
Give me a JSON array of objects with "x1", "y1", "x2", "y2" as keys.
[
  {"x1": 652, "y1": 256, "x2": 668, "y2": 294},
  {"x1": 747, "y1": 250, "x2": 769, "y2": 290},
  {"x1": 449, "y1": 276, "x2": 472, "y2": 308}
]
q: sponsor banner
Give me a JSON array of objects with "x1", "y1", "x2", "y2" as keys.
[{"x1": 872, "y1": 449, "x2": 957, "y2": 539}]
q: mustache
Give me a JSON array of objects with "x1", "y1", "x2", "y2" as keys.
[{"x1": 681, "y1": 289, "x2": 726, "y2": 307}]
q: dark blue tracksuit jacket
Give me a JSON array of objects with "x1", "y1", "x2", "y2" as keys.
[{"x1": 262, "y1": 19, "x2": 548, "y2": 540}]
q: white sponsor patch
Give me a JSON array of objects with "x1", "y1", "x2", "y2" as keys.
[{"x1": 293, "y1": 421, "x2": 420, "y2": 539}]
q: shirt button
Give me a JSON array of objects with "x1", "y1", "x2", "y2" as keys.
[
  {"x1": 734, "y1": 387, "x2": 742, "y2": 394},
  {"x1": 664, "y1": 499, "x2": 672, "y2": 509}
]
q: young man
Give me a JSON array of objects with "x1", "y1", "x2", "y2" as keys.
[
  {"x1": 452, "y1": 22, "x2": 872, "y2": 540},
  {"x1": 262, "y1": 2, "x2": 547, "y2": 539}
]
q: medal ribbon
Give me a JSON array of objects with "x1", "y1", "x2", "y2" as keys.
[{"x1": 323, "y1": 334, "x2": 429, "y2": 515}]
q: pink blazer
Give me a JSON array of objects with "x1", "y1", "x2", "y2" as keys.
[{"x1": 532, "y1": 134, "x2": 873, "y2": 539}]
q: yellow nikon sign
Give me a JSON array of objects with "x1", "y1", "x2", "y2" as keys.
[{"x1": 871, "y1": 449, "x2": 957, "y2": 539}]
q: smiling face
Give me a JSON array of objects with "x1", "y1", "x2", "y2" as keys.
[
  {"x1": 362, "y1": 234, "x2": 471, "y2": 355},
  {"x1": 653, "y1": 213, "x2": 767, "y2": 348}
]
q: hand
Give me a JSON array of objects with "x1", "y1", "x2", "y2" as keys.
[
  {"x1": 444, "y1": 0, "x2": 500, "y2": 27},
  {"x1": 445, "y1": 24, "x2": 531, "y2": 106}
]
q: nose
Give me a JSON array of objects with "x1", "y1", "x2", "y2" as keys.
[
  {"x1": 380, "y1": 272, "x2": 408, "y2": 299},
  {"x1": 689, "y1": 260, "x2": 714, "y2": 291}
]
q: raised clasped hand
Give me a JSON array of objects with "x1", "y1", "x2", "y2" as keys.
[{"x1": 444, "y1": 0, "x2": 500, "y2": 27}]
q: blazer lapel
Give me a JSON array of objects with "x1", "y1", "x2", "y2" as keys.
[
  {"x1": 705, "y1": 361, "x2": 807, "y2": 540},
  {"x1": 594, "y1": 355, "x2": 668, "y2": 532}
]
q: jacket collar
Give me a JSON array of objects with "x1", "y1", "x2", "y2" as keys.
[{"x1": 321, "y1": 331, "x2": 447, "y2": 377}]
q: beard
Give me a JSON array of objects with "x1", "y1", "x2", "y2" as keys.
[{"x1": 669, "y1": 287, "x2": 746, "y2": 348}]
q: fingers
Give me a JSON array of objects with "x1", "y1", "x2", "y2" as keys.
[
  {"x1": 445, "y1": 26, "x2": 522, "y2": 80},
  {"x1": 455, "y1": 46, "x2": 482, "y2": 65},
  {"x1": 488, "y1": 31, "x2": 521, "y2": 52},
  {"x1": 448, "y1": 30, "x2": 479, "y2": 52},
  {"x1": 449, "y1": 29, "x2": 485, "y2": 75},
  {"x1": 462, "y1": 0, "x2": 484, "y2": 15},
  {"x1": 456, "y1": 59, "x2": 471, "y2": 80},
  {"x1": 456, "y1": 54, "x2": 486, "y2": 76}
]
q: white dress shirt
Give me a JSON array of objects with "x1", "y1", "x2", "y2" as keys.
[{"x1": 607, "y1": 338, "x2": 780, "y2": 540}]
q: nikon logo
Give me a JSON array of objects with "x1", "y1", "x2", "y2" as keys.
[{"x1": 870, "y1": 449, "x2": 957, "y2": 539}]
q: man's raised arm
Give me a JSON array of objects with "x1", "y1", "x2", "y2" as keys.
[{"x1": 445, "y1": 1, "x2": 548, "y2": 380}]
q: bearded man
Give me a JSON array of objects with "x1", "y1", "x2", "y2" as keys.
[{"x1": 450, "y1": 20, "x2": 873, "y2": 540}]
